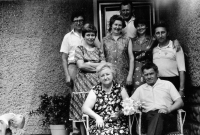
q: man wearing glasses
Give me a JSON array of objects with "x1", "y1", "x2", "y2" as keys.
[{"x1": 60, "y1": 12, "x2": 85, "y2": 88}]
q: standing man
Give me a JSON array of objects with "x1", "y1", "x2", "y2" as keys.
[
  {"x1": 120, "y1": 0, "x2": 137, "y2": 38},
  {"x1": 60, "y1": 12, "x2": 85, "y2": 87},
  {"x1": 131, "y1": 62, "x2": 184, "y2": 135},
  {"x1": 60, "y1": 12, "x2": 101, "y2": 87}
]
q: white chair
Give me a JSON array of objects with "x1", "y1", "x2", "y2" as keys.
[
  {"x1": 130, "y1": 109, "x2": 186, "y2": 135},
  {"x1": 82, "y1": 114, "x2": 90, "y2": 135}
]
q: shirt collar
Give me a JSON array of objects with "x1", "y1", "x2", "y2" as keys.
[
  {"x1": 157, "y1": 40, "x2": 172, "y2": 49},
  {"x1": 145, "y1": 78, "x2": 161, "y2": 88},
  {"x1": 71, "y1": 29, "x2": 83, "y2": 38},
  {"x1": 126, "y1": 16, "x2": 135, "y2": 24}
]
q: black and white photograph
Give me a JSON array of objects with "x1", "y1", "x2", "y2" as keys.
[{"x1": 0, "y1": 0, "x2": 199, "y2": 135}]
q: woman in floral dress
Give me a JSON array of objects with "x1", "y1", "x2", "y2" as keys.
[
  {"x1": 70, "y1": 23, "x2": 105, "y2": 135},
  {"x1": 82, "y1": 63, "x2": 129, "y2": 135},
  {"x1": 131, "y1": 19, "x2": 155, "y2": 93},
  {"x1": 102, "y1": 15, "x2": 134, "y2": 88}
]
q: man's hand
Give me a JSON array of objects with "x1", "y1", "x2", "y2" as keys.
[
  {"x1": 65, "y1": 76, "x2": 72, "y2": 87},
  {"x1": 179, "y1": 90, "x2": 185, "y2": 97},
  {"x1": 158, "y1": 108, "x2": 170, "y2": 114},
  {"x1": 173, "y1": 39, "x2": 181, "y2": 52}
]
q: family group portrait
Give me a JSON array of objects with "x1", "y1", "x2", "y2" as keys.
[{"x1": 0, "y1": 0, "x2": 199, "y2": 135}]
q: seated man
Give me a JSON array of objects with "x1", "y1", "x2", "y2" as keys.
[
  {"x1": 0, "y1": 113, "x2": 25, "y2": 135},
  {"x1": 131, "y1": 62, "x2": 184, "y2": 135}
]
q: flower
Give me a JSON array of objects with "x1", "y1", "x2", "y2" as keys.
[{"x1": 121, "y1": 98, "x2": 144, "y2": 115}]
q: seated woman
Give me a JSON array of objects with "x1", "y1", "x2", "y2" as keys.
[
  {"x1": 82, "y1": 63, "x2": 129, "y2": 135},
  {"x1": 0, "y1": 113, "x2": 25, "y2": 135}
]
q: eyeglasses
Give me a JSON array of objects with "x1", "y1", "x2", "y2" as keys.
[{"x1": 73, "y1": 19, "x2": 84, "y2": 23}]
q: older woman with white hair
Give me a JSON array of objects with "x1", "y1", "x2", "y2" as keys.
[
  {"x1": 0, "y1": 113, "x2": 25, "y2": 135},
  {"x1": 82, "y1": 62, "x2": 129, "y2": 135}
]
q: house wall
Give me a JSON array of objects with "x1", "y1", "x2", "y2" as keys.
[
  {"x1": 0, "y1": 0, "x2": 93, "y2": 134},
  {"x1": 157, "y1": 0, "x2": 200, "y2": 134}
]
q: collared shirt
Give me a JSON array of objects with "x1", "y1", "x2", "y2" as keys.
[
  {"x1": 60, "y1": 30, "x2": 83, "y2": 64},
  {"x1": 153, "y1": 40, "x2": 186, "y2": 77},
  {"x1": 122, "y1": 16, "x2": 137, "y2": 38},
  {"x1": 131, "y1": 79, "x2": 181, "y2": 112}
]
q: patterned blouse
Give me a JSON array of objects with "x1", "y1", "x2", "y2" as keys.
[{"x1": 102, "y1": 33, "x2": 130, "y2": 84}]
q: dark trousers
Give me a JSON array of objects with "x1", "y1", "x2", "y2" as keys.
[{"x1": 142, "y1": 110, "x2": 177, "y2": 135}]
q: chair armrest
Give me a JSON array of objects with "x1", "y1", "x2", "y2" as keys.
[
  {"x1": 129, "y1": 112, "x2": 142, "y2": 135},
  {"x1": 177, "y1": 109, "x2": 186, "y2": 134},
  {"x1": 82, "y1": 114, "x2": 89, "y2": 135}
]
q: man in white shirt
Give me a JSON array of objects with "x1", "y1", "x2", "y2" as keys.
[
  {"x1": 120, "y1": 0, "x2": 137, "y2": 38},
  {"x1": 131, "y1": 62, "x2": 184, "y2": 135}
]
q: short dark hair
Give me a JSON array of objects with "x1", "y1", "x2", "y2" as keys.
[
  {"x1": 120, "y1": 0, "x2": 132, "y2": 9},
  {"x1": 141, "y1": 62, "x2": 158, "y2": 73},
  {"x1": 153, "y1": 20, "x2": 169, "y2": 34},
  {"x1": 71, "y1": 11, "x2": 85, "y2": 22},
  {"x1": 109, "y1": 15, "x2": 126, "y2": 32},
  {"x1": 134, "y1": 18, "x2": 148, "y2": 28},
  {"x1": 82, "y1": 23, "x2": 97, "y2": 37}
]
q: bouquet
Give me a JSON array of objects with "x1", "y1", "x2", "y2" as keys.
[{"x1": 121, "y1": 98, "x2": 144, "y2": 115}]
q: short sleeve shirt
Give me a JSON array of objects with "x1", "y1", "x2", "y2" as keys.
[
  {"x1": 60, "y1": 30, "x2": 83, "y2": 64},
  {"x1": 131, "y1": 79, "x2": 181, "y2": 112},
  {"x1": 153, "y1": 40, "x2": 186, "y2": 77}
]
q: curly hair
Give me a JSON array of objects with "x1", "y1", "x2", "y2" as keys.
[
  {"x1": 108, "y1": 15, "x2": 126, "y2": 32},
  {"x1": 96, "y1": 62, "x2": 117, "y2": 80}
]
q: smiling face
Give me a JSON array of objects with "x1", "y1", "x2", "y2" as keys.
[
  {"x1": 143, "y1": 68, "x2": 158, "y2": 86},
  {"x1": 73, "y1": 16, "x2": 84, "y2": 31},
  {"x1": 136, "y1": 23, "x2": 147, "y2": 35},
  {"x1": 111, "y1": 20, "x2": 123, "y2": 35},
  {"x1": 83, "y1": 32, "x2": 96, "y2": 46},
  {"x1": 120, "y1": 4, "x2": 132, "y2": 21},
  {"x1": 99, "y1": 67, "x2": 114, "y2": 85},
  {"x1": 154, "y1": 27, "x2": 168, "y2": 44}
]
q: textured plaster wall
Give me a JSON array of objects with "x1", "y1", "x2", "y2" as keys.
[
  {"x1": 0, "y1": 0, "x2": 93, "y2": 134},
  {"x1": 158, "y1": 0, "x2": 200, "y2": 134},
  {"x1": 158, "y1": 0, "x2": 200, "y2": 86}
]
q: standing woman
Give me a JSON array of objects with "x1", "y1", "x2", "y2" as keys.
[
  {"x1": 153, "y1": 21, "x2": 186, "y2": 97},
  {"x1": 131, "y1": 19, "x2": 155, "y2": 93},
  {"x1": 70, "y1": 23, "x2": 105, "y2": 135},
  {"x1": 102, "y1": 15, "x2": 134, "y2": 91}
]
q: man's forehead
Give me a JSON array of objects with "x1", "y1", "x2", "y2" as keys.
[{"x1": 143, "y1": 68, "x2": 155, "y2": 74}]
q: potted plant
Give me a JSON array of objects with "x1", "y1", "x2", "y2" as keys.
[{"x1": 30, "y1": 93, "x2": 72, "y2": 135}]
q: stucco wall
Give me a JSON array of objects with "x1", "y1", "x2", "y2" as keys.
[
  {"x1": 0, "y1": 0, "x2": 93, "y2": 134},
  {"x1": 158, "y1": 0, "x2": 200, "y2": 134}
]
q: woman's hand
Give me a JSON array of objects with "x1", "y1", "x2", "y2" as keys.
[
  {"x1": 126, "y1": 75, "x2": 133, "y2": 85},
  {"x1": 95, "y1": 115, "x2": 104, "y2": 128},
  {"x1": 110, "y1": 112, "x2": 120, "y2": 122}
]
